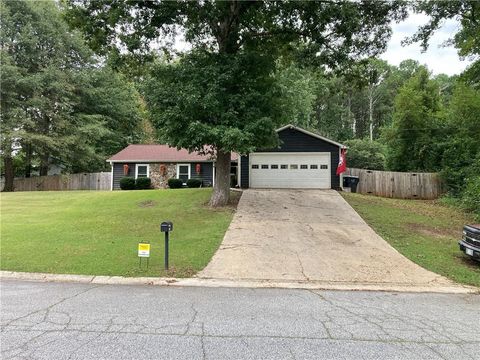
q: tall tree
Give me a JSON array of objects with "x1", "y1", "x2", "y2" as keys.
[
  {"x1": 1, "y1": 0, "x2": 144, "y2": 189},
  {"x1": 69, "y1": 67, "x2": 144, "y2": 173},
  {"x1": 408, "y1": 0, "x2": 480, "y2": 86},
  {"x1": 0, "y1": 0, "x2": 100, "y2": 188},
  {"x1": 66, "y1": 0, "x2": 406, "y2": 206},
  {"x1": 440, "y1": 82, "x2": 480, "y2": 195},
  {"x1": 383, "y1": 67, "x2": 443, "y2": 171},
  {"x1": 0, "y1": 51, "x2": 25, "y2": 191}
]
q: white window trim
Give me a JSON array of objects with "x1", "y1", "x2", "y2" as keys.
[
  {"x1": 135, "y1": 164, "x2": 150, "y2": 179},
  {"x1": 176, "y1": 163, "x2": 191, "y2": 184}
]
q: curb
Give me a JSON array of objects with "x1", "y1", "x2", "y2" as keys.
[{"x1": 1, "y1": 271, "x2": 478, "y2": 294}]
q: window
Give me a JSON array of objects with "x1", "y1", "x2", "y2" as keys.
[
  {"x1": 271, "y1": 164, "x2": 278, "y2": 169},
  {"x1": 320, "y1": 164, "x2": 328, "y2": 169},
  {"x1": 177, "y1": 164, "x2": 191, "y2": 184},
  {"x1": 261, "y1": 164, "x2": 269, "y2": 169},
  {"x1": 310, "y1": 165, "x2": 318, "y2": 169},
  {"x1": 135, "y1": 164, "x2": 149, "y2": 179},
  {"x1": 252, "y1": 164, "x2": 259, "y2": 169},
  {"x1": 290, "y1": 164, "x2": 298, "y2": 170},
  {"x1": 280, "y1": 165, "x2": 288, "y2": 169},
  {"x1": 300, "y1": 165, "x2": 308, "y2": 169}
]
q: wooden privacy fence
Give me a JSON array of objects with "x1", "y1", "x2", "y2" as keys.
[
  {"x1": 346, "y1": 168, "x2": 443, "y2": 200},
  {"x1": 1, "y1": 172, "x2": 111, "y2": 192}
]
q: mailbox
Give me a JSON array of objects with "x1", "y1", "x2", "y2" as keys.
[{"x1": 160, "y1": 221, "x2": 173, "y2": 232}]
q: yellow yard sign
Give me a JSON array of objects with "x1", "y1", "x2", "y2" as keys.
[{"x1": 138, "y1": 243, "x2": 150, "y2": 258}]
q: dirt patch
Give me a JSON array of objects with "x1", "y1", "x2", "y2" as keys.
[
  {"x1": 164, "y1": 266, "x2": 196, "y2": 278},
  {"x1": 406, "y1": 222, "x2": 460, "y2": 239},
  {"x1": 138, "y1": 200, "x2": 158, "y2": 208},
  {"x1": 203, "y1": 190, "x2": 243, "y2": 211}
]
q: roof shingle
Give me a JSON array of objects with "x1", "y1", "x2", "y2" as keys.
[{"x1": 108, "y1": 145, "x2": 238, "y2": 162}]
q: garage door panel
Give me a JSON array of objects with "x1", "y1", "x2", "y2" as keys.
[{"x1": 249, "y1": 153, "x2": 331, "y2": 189}]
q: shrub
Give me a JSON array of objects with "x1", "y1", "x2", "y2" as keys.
[
  {"x1": 168, "y1": 178, "x2": 183, "y2": 189},
  {"x1": 119, "y1": 177, "x2": 136, "y2": 190},
  {"x1": 344, "y1": 139, "x2": 386, "y2": 170},
  {"x1": 186, "y1": 178, "x2": 202, "y2": 188},
  {"x1": 461, "y1": 175, "x2": 480, "y2": 219},
  {"x1": 135, "y1": 177, "x2": 152, "y2": 190}
]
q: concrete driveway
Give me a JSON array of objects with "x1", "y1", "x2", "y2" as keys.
[{"x1": 199, "y1": 189, "x2": 454, "y2": 287}]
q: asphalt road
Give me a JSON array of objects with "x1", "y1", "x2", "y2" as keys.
[{"x1": 1, "y1": 280, "x2": 479, "y2": 360}]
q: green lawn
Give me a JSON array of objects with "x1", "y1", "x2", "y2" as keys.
[
  {"x1": 342, "y1": 192, "x2": 480, "y2": 287},
  {"x1": 1, "y1": 189, "x2": 239, "y2": 277}
]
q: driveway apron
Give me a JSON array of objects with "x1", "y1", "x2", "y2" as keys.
[{"x1": 198, "y1": 189, "x2": 453, "y2": 286}]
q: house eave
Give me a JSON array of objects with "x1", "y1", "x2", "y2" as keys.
[
  {"x1": 107, "y1": 159, "x2": 216, "y2": 163},
  {"x1": 276, "y1": 124, "x2": 347, "y2": 149}
]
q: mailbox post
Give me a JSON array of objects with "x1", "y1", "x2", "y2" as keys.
[{"x1": 160, "y1": 221, "x2": 173, "y2": 270}]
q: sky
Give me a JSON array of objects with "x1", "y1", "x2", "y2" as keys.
[{"x1": 382, "y1": 13, "x2": 471, "y2": 76}]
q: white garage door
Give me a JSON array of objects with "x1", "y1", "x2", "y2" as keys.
[{"x1": 249, "y1": 152, "x2": 331, "y2": 189}]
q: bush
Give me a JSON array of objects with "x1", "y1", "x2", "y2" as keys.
[
  {"x1": 344, "y1": 139, "x2": 386, "y2": 170},
  {"x1": 168, "y1": 178, "x2": 183, "y2": 189},
  {"x1": 186, "y1": 178, "x2": 202, "y2": 188},
  {"x1": 461, "y1": 176, "x2": 480, "y2": 219},
  {"x1": 119, "y1": 177, "x2": 136, "y2": 190},
  {"x1": 135, "y1": 177, "x2": 152, "y2": 190}
]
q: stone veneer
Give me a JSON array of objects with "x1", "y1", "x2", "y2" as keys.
[{"x1": 150, "y1": 163, "x2": 177, "y2": 189}]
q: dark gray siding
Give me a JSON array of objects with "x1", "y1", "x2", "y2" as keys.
[
  {"x1": 240, "y1": 155, "x2": 249, "y2": 189},
  {"x1": 113, "y1": 162, "x2": 136, "y2": 190},
  {"x1": 242, "y1": 127, "x2": 341, "y2": 189},
  {"x1": 190, "y1": 162, "x2": 214, "y2": 187}
]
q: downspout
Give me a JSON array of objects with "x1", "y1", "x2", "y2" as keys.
[
  {"x1": 212, "y1": 162, "x2": 216, "y2": 187},
  {"x1": 339, "y1": 148, "x2": 344, "y2": 191},
  {"x1": 109, "y1": 161, "x2": 113, "y2": 191},
  {"x1": 238, "y1": 156, "x2": 241, "y2": 188}
]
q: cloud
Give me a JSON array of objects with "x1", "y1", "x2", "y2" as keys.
[{"x1": 381, "y1": 13, "x2": 472, "y2": 75}]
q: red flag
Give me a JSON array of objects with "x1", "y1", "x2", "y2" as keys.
[{"x1": 336, "y1": 148, "x2": 347, "y2": 175}]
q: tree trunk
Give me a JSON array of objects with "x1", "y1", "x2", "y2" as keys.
[
  {"x1": 209, "y1": 150, "x2": 231, "y2": 207},
  {"x1": 39, "y1": 153, "x2": 49, "y2": 176},
  {"x1": 348, "y1": 94, "x2": 355, "y2": 137},
  {"x1": 24, "y1": 142, "x2": 32, "y2": 178},
  {"x1": 369, "y1": 87, "x2": 374, "y2": 141},
  {"x1": 3, "y1": 152, "x2": 15, "y2": 192}
]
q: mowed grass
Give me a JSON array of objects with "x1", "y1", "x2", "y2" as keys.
[
  {"x1": 342, "y1": 192, "x2": 480, "y2": 287},
  {"x1": 1, "y1": 189, "x2": 239, "y2": 277}
]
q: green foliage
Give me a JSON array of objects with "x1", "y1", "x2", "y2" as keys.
[
  {"x1": 144, "y1": 50, "x2": 280, "y2": 155},
  {"x1": 462, "y1": 176, "x2": 480, "y2": 218},
  {"x1": 274, "y1": 62, "x2": 317, "y2": 128},
  {"x1": 1, "y1": 0, "x2": 96, "y2": 175},
  {"x1": 344, "y1": 139, "x2": 386, "y2": 170},
  {"x1": 66, "y1": 1, "x2": 406, "y2": 63},
  {"x1": 409, "y1": 1, "x2": 480, "y2": 87},
  {"x1": 119, "y1": 177, "x2": 135, "y2": 190},
  {"x1": 69, "y1": 67, "x2": 144, "y2": 173},
  {"x1": 383, "y1": 67, "x2": 443, "y2": 172},
  {"x1": 439, "y1": 83, "x2": 480, "y2": 194},
  {"x1": 0, "y1": 0, "x2": 144, "y2": 184},
  {"x1": 135, "y1": 177, "x2": 152, "y2": 190},
  {"x1": 317, "y1": 58, "x2": 429, "y2": 142},
  {"x1": 168, "y1": 179, "x2": 183, "y2": 189},
  {"x1": 186, "y1": 179, "x2": 202, "y2": 188}
]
